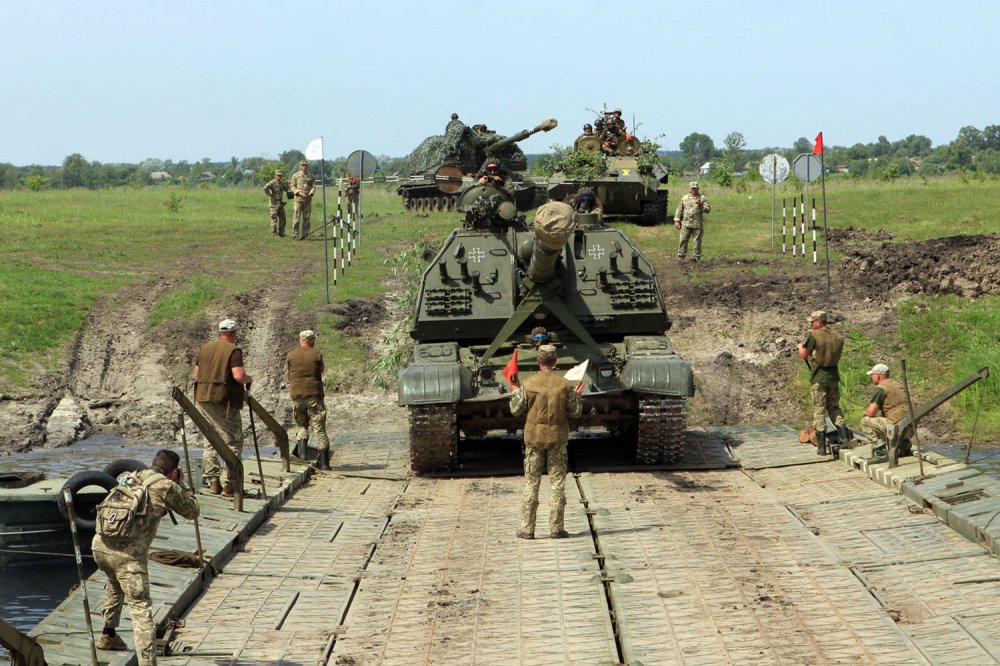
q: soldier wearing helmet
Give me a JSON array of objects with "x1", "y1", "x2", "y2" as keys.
[
  {"x1": 569, "y1": 186, "x2": 602, "y2": 215},
  {"x1": 582, "y1": 123, "x2": 594, "y2": 136}
]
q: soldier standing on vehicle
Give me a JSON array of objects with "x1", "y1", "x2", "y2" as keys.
[
  {"x1": 476, "y1": 157, "x2": 508, "y2": 188},
  {"x1": 263, "y1": 169, "x2": 290, "y2": 237},
  {"x1": 674, "y1": 181, "x2": 711, "y2": 262},
  {"x1": 285, "y1": 329, "x2": 331, "y2": 470},
  {"x1": 92, "y1": 449, "x2": 199, "y2": 663},
  {"x1": 796, "y1": 310, "x2": 848, "y2": 456},
  {"x1": 859, "y1": 363, "x2": 913, "y2": 464},
  {"x1": 194, "y1": 319, "x2": 253, "y2": 497},
  {"x1": 509, "y1": 344, "x2": 583, "y2": 540},
  {"x1": 289, "y1": 160, "x2": 316, "y2": 240}
]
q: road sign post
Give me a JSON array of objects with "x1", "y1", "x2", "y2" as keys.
[{"x1": 760, "y1": 154, "x2": 790, "y2": 249}]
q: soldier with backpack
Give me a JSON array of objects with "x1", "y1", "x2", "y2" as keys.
[{"x1": 91, "y1": 449, "x2": 199, "y2": 664}]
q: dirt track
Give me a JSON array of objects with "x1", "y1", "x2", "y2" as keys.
[{"x1": 1, "y1": 232, "x2": 997, "y2": 455}]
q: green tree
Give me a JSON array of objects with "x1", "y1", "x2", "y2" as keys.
[
  {"x1": 723, "y1": 131, "x2": 746, "y2": 163},
  {"x1": 983, "y1": 125, "x2": 1000, "y2": 150},
  {"x1": 792, "y1": 137, "x2": 811, "y2": 154},
  {"x1": 679, "y1": 132, "x2": 714, "y2": 170},
  {"x1": 61, "y1": 153, "x2": 89, "y2": 188},
  {"x1": 281, "y1": 149, "x2": 307, "y2": 172},
  {"x1": 957, "y1": 126, "x2": 985, "y2": 151},
  {"x1": 712, "y1": 159, "x2": 734, "y2": 187}
]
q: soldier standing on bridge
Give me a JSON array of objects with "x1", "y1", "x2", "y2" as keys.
[
  {"x1": 285, "y1": 329, "x2": 331, "y2": 470},
  {"x1": 797, "y1": 310, "x2": 848, "y2": 456},
  {"x1": 859, "y1": 363, "x2": 913, "y2": 464},
  {"x1": 92, "y1": 449, "x2": 199, "y2": 663},
  {"x1": 263, "y1": 169, "x2": 290, "y2": 237},
  {"x1": 289, "y1": 160, "x2": 316, "y2": 240},
  {"x1": 509, "y1": 344, "x2": 583, "y2": 540}
]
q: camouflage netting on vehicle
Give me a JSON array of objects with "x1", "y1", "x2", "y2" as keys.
[{"x1": 405, "y1": 120, "x2": 528, "y2": 176}]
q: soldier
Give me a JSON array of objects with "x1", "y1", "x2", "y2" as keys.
[
  {"x1": 568, "y1": 186, "x2": 602, "y2": 215},
  {"x1": 263, "y1": 169, "x2": 290, "y2": 237},
  {"x1": 194, "y1": 319, "x2": 253, "y2": 497},
  {"x1": 674, "y1": 181, "x2": 712, "y2": 262},
  {"x1": 509, "y1": 344, "x2": 584, "y2": 540},
  {"x1": 289, "y1": 160, "x2": 316, "y2": 240},
  {"x1": 346, "y1": 176, "x2": 360, "y2": 214},
  {"x1": 582, "y1": 123, "x2": 594, "y2": 136},
  {"x1": 476, "y1": 156, "x2": 508, "y2": 188},
  {"x1": 796, "y1": 310, "x2": 848, "y2": 456},
  {"x1": 859, "y1": 363, "x2": 913, "y2": 464},
  {"x1": 285, "y1": 329, "x2": 331, "y2": 470},
  {"x1": 92, "y1": 449, "x2": 199, "y2": 663}
]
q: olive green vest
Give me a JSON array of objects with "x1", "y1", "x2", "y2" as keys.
[
  {"x1": 287, "y1": 347, "x2": 324, "y2": 399},
  {"x1": 523, "y1": 371, "x2": 573, "y2": 447},
  {"x1": 811, "y1": 326, "x2": 844, "y2": 367},
  {"x1": 194, "y1": 339, "x2": 244, "y2": 409},
  {"x1": 879, "y1": 378, "x2": 910, "y2": 423}
]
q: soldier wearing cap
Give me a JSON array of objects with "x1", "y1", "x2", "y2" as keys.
[
  {"x1": 263, "y1": 169, "x2": 290, "y2": 237},
  {"x1": 859, "y1": 363, "x2": 913, "y2": 464},
  {"x1": 476, "y1": 156, "x2": 508, "y2": 188},
  {"x1": 508, "y1": 344, "x2": 584, "y2": 540},
  {"x1": 289, "y1": 161, "x2": 316, "y2": 240},
  {"x1": 797, "y1": 310, "x2": 848, "y2": 456},
  {"x1": 285, "y1": 329, "x2": 331, "y2": 470},
  {"x1": 194, "y1": 319, "x2": 253, "y2": 496},
  {"x1": 674, "y1": 181, "x2": 712, "y2": 262}
]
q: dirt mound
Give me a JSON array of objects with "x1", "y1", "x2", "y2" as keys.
[{"x1": 328, "y1": 298, "x2": 388, "y2": 333}]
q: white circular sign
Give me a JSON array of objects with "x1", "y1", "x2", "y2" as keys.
[{"x1": 759, "y1": 154, "x2": 790, "y2": 184}]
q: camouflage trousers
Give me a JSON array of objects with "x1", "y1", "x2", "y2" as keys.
[
  {"x1": 197, "y1": 401, "x2": 244, "y2": 488},
  {"x1": 93, "y1": 549, "x2": 157, "y2": 665},
  {"x1": 810, "y1": 381, "x2": 845, "y2": 431},
  {"x1": 269, "y1": 204, "x2": 286, "y2": 236},
  {"x1": 520, "y1": 442, "x2": 568, "y2": 534},
  {"x1": 860, "y1": 415, "x2": 911, "y2": 451},
  {"x1": 292, "y1": 396, "x2": 330, "y2": 452},
  {"x1": 293, "y1": 199, "x2": 312, "y2": 239},
  {"x1": 677, "y1": 224, "x2": 704, "y2": 260}
]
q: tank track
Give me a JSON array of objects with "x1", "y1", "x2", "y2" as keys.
[
  {"x1": 634, "y1": 394, "x2": 687, "y2": 464},
  {"x1": 640, "y1": 191, "x2": 668, "y2": 226},
  {"x1": 408, "y1": 405, "x2": 458, "y2": 473}
]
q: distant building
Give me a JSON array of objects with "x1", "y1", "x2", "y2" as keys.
[
  {"x1": 195, "y1": 171, "x2": 216, "y2": 183},
  {"x1": 699, "y1": 162, "x2": 712, "y2": 176},
  {"x1": 149, "y1": 171, "x2": 171, "y2": 181}
]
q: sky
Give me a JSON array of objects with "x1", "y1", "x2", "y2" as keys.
[{"x1": 2, "y1": 0, "x2": 998, "y2": 166}]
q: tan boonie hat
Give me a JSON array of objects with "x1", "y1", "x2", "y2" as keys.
[
  {"x1": 533, "y1": 201, "x2": 576, "y2": 251},
  {"x1": 537, "y1": 344, "x2": 557, "y2": 364},
  {"x1": 219, "y1": 319, "x2": 238, "y2": 332},
  {"x1": 299, "y1": 329, "x2": 316, "y2": 340},
  {"x1": 689, "y1": 181, "x2": 699, "y2": 188},
  {"x1": 808, "y1": 310, "x2": 828, "y2": 323},
  {"x1": 275, "y1": 169, "x2": 283, "y2": 175},
  {"x1": 867, "y1": 363, "x2": 890, "y2": 376},
  {"x1": 299, "y1": 161, "x2": 308, "y2": 166}
]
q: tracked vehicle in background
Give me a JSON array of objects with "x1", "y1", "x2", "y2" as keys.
[
  {"x1": 396, "y1": 116, "x2": 557, "y2": 212},
  {"x1": 397, "y1": 184, "x2": 693, "y2": 473}
]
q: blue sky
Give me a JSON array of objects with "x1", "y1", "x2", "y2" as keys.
[{"x1": 2, "y1": 1, "x2": 996, "y2": 166}]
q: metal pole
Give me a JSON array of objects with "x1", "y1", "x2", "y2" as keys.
[
  {"x1": 770, "y1": 155, "x2": 776, "y2": 249},
  {"x1": 791, "y1": 198, "x2": 797, "y2": 256},
  {"x1": 247, "y1": 387, "x2": 267, "y2": 500},
  {"x1": 901, "y1": 359, "x2": 925, "y2": 477},
  {"x1": 782, "y1": 198, "x2": 787, "y2": 253},
  {"x1": 820, "y1": 152, "x2": 831, "y2": 295},
  {"x1": 800, "y1": 193, "x2": 806, "y2": 257},
  {"x1": 62, "y1": 490, "x2": 100, "y2": 666},
  {"x1": 811, "y1": 198, "x2": 817, "y2": 264},
  {"x1": 321, "y1": 150, "x2": 329, "y2": 305},
  {"x1": 178, "y1": 412, "x2": 211, "y2": 574},
  {"x1": 358, "y1": 154, "x2": 364, "y2": 246}
]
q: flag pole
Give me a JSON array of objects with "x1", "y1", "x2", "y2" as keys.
[
  {"x1": 820, "y1": 149, "x2": 830, "y2": 296},
  {"x1": 319, "y1": 139, "x2": 330, "y2": 305}
]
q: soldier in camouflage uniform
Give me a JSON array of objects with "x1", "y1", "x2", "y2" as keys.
[
  {"x1": 674, "y1": 181, "x2": 712, "y2": 261},
  {"x1": 859, "y1": 363, "x2": 913, "y2": 464},
  {"x1": 194, "y1": 319, "x2": 253, "y2": 496},
  {"x1": 509, "y1": 344, "x2": 583, "y2": 539},
  {"x1": 92, "y1": 449, "x2": 199, "y2": 664},
  {"x1": 263, "y1": 169, "x2": 290, "y2": 237},
  {"x1": 289, "y1": 161, "x2": 316, "y2": 240},
  {"x1": 285, "y1": 329, "x2": 331, "y2": 470},
  {"x1": 797, "y1": 310, "x2": 848, "y2": 456}
]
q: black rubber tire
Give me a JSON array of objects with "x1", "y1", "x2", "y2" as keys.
[
  {"x1": 57, "y1": 470, "x2": 118, "y2": 532},
  {"x1": 103, "y1": 458, "x2": 146, "y2": 479}
]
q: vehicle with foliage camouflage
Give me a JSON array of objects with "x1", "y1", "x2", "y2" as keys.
[
  {"x1": 548, "y1": 129, "x2": 670, "y2": 225},
  {"x1": 397, "y1": 186, "x2": 693, "y2": 473},
  {"x1": 396, "y1": 115, "x2": 557, "y2": 212}
]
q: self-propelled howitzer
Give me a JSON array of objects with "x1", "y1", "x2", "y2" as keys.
[{"x1": 398, "y1": 187, "x2": 694, "y2": 473}]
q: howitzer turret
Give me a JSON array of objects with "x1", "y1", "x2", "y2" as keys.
[
  {"x1": 398, "y1": 193, "x2": 694, "y2": 473},
  {"x1": 483, "y1": 118, "x2": 558, "y2": 155}
]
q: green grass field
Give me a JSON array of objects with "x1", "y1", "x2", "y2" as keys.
[{"x1": 1, "y1": 176, "x2": 997, "y2": 438}]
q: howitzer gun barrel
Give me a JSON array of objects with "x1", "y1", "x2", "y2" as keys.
[
  {"x1": 528, "y1": 201, "x2": 576, "y2": 284},
  {"x1": 487, "y1": 118, "x2": 558, "y2": 152}
]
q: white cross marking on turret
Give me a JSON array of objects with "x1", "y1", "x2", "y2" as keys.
[
  {"x1": 587, "y1": 245, "x2": 605, "y2": 259},
  {"x1": 469, "y1": 248, "x2": 485, "y2": 263}
]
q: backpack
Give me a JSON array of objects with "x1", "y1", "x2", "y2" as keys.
[{"x1": 95, "y1": 471, "x2": 165, "y2": 541}]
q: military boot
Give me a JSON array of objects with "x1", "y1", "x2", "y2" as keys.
[
  {"x1": 837, "y1": 423, "x2": 852, "y2": 446},
  {"x1": 317, "y1": 449, "x2": 331, "y2": 471},
  {"x1": 208, "y1": 479, "x2": 222, "y2": 495},
  {"x1": 816, "y1": 432, "x2": 829, "y2": 456},
  {"x1": 296, "y1": 439, "x2": 308, "y2": 459},
  {"x1": 96, "y1": 633, "x2": 128, "y2": 651},
  {"x1": 867, "y1": 440, "x2": 888, "y2": 464}
]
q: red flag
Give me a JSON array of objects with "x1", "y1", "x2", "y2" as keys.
[
  {"x1": 501, "y1": 348, "x2": 519, "y2": 386},
  {"x1": 812, "y1": 132, "x2": 824, "y2": 155}
]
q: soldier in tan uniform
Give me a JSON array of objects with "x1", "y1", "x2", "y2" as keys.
[
  {"x1": 797, "y1": 310, "x2": 848, "y2": 456},
  {"x1": 859, "y1": 363, "x2": 913, "y2": 464},
  {"x1": 92, "y1": 449, "x2": 199, "y2": 664},
  {"x1": 289, "y1": 160, "x2": 316, "y2": 240},
  {"x1": 674, "y1": 181, "x2": 711, "y2": 262},
  {"x1": 194, "y1": 319, "x2": 253, "y2": 496},
  {"x1": 263, "y1": 169, "x2": 290, "y2": 237},
  {"x1": 285, "y1": 329, "x2": 331, "y2": 470},
  {"x1": 509, "y1": 345, "x2": 583, "y2": 540}
]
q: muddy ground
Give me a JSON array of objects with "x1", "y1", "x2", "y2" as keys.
[{"x1": 1, "y1": 231, "x2": 997, "y2": 456}]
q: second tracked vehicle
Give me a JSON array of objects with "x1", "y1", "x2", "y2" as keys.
[{"x1": 398, "y1": 184, "x2": 693, "y2": 473}]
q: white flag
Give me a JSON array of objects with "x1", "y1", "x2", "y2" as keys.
[
  {"x1": 564, "y1": 359, "x2": 589, "y2": 382},
  {"x1": 305, "y1": 137, "x2": 323, "y2": 160}
]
